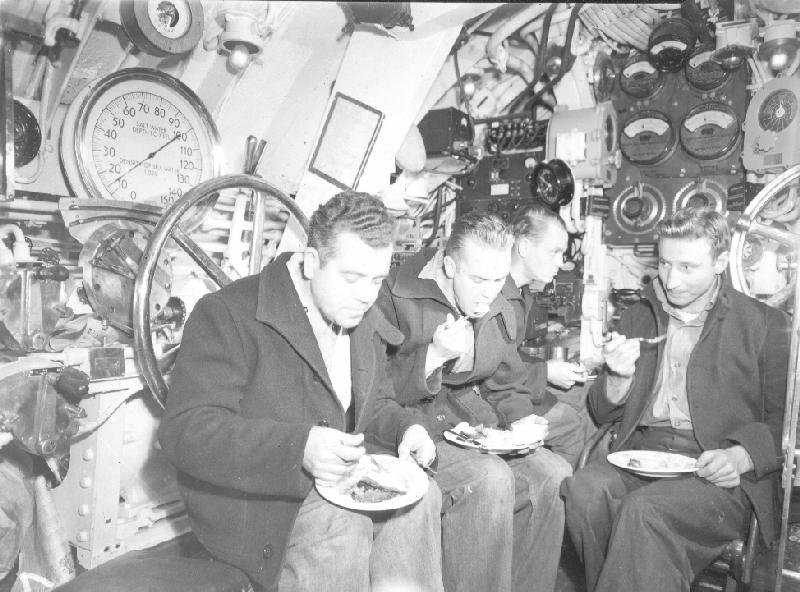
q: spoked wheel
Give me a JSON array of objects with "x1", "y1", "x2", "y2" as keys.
[
  {"x1": 133, "y1": 174, "x2": 309, "y2": 408},
  {"x1": 730, "y1": 164, "x2": 800, "y2": 310}
]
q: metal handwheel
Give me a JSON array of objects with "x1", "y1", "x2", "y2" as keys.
[
  {"x1": 730, "y1": 164, "x2": 800, "y2": 309},
  {"x1": 133, "y1": 174, "x2": 309, "y2": 408}
]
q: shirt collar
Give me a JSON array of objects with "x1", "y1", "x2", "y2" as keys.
[{"x1": 653, "y1": 274, "x2": 721, "y2": 324}]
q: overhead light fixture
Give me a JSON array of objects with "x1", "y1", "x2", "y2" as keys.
[
  {"x1": 711, "y1": 19, "x2": 758, "y2": 70},
  {"x1": 204, "y1": 7, "x2": 272, "y2": 72},
  {"x1": 758, "y1": 20, "x2": 800, "y2": 73}
]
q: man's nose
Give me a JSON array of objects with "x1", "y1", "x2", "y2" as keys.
[
  {"x1": 664, "y1": 269, "x2": 681, "y2": 290},
  {"x1": 354, "y1": 281, "x2": 379, "y2": 304}
]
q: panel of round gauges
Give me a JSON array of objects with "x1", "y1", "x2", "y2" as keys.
[
  {"x1": 611, "y1": 184, "x2": 666, "y2": 237},
  {"x1": 61, "y1": 68, "x2": 223, "y2": 221},
  {"x1": 620, "y1": 52, "x2": 664, "y2": 99},
  {"x1": 685, "y1": 46, "x2": 730, "y2": 92},
  {"x1": 619, "y1": 110, "x2": 676, "y2": 166},
  {"x1": 673, "y1": 179, "x2": 726, "y2": 213},
  {"x1": 679, "y1": 102, "x2": 741, "y2": 161}
]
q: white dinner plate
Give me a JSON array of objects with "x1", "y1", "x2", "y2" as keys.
[
  {"x1": 443, "y1": 429, "x2": 543, "y2": 455},
  {"x1": 608, "y1": 450, "x2": 698, "y2": 478},
  {"x1": 316, "y1": 455, "x2": 429, "y2": 512}
]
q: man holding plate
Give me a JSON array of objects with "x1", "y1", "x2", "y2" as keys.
[
  {"x1": 159, "y1": 193, "x2": 443, "y2": 592},
  {"x1": 562, "y1": 207, "x2": 790, "y2": 591},
  {"x1": 376, "y1": 212, "x2": 571, "y2": 592}
]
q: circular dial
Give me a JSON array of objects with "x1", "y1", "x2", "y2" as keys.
[
  {"x1": 758, "y1": 89, "x2": 798, "y2": 132},
  {"x1": 685, "y1": 46, "x2": 730, "y2": 91},
  {"x1": 648, "y1": 17, "x2": 696, "y2": 73},
  {"x1": 673, "y1": 179, "x2": 726, "y2": 212},
  {"x1": 120, "y1": 0, "x2": 204, "y2": 56},
  {"x1": 620, "y1": 53, "x2": 664, "y2": 99},
  {"x1": 62, "y1": 68, "x2": 222, "y2": 209},
  {"x1": 619, "y1": 110, "x2": 676, "y2": 166},
  {"x1": 679, "y1": 102, "x2": 741, "y2": 161},
  {"x1": 592, "y1": 52, "x2": 617, "y2": 103},
  {"x1": 13, "y1": 100, "x2": 41, "y2": 167},
  {"x1": 531, "y1": 159, "x2": 574, "y2": 207},
  {"x1": 611, "y1": 183, "x2": 666, "y2": 236}
]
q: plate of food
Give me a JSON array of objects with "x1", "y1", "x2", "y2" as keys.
[
  {"x1": 443, "y1": 422, "x2": 545, "y2": 455},
  {"x1": 607, "y1": 450, "x2": 698, "y2": 478},
  {"x1": 316, "y1": 454, "x2": 429, "y2": 512}
]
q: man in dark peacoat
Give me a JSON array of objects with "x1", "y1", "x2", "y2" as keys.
[
  {"x1": 563, "y1": 207, "x2": 790, "y2": 592},
  {"x1": 158, "y1": 193, "x2": 443, "y2": 592}
]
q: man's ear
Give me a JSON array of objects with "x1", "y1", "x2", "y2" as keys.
[
  {"x1": 714, "y1": 250, "x2": 730, "y2": 275},
  {"x1": 443, "y1": 254, "x2": 456, "y2": 279},
  {"x1": 302, "y1": 248, "x2": 320, "y2": 280},
  {"x1": 516, "y1": 237, "x2": 529, "y2": 258}
]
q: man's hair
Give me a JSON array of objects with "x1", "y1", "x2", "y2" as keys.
[
  {"x1": 445, "y1": 211, "x2": 512, "y2": 258},
  {"x1": 655, "y1": 206, "x2": 730, "y2": 258},
  {"x1": 510, "y1": 204, "x2": 566, "y2": 242},
  {"x1": 307, "y1": 191, "x2": 395, "y2": 263}
]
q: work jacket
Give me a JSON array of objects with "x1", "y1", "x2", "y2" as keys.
[
  {"x1": 589, "y1": 276, "x2": 790, "y2": 545},
  {"x1": 501, "y1": 276, "x2": 558, "y2": 413},
  {"x1": 376, "y1": 249, "x2": 535, "y2": 437},
  {"x1": 158, "y1": 253, "x2": 424, "y2": 591}
]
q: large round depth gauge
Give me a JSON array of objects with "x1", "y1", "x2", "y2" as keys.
[
  {"x1": 679, "y1": 102, "x2": 741, "y2": 161},
  {"x1": 61, "y1": 68, "x2": 223, "y2": 210}
]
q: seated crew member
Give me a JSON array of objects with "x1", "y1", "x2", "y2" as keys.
[
  {"x1": 376, "y1": 212, "x2": 571, "y2": 592},
  {"x1": 159, "y1": 192, "x2": 444, "y2": 592},
  {"x1": 562, "y1": 207, "x2": 790, "y2": 592},
  {"x1": 505, "y1": 205, "x2": 596, "y2": 467}
]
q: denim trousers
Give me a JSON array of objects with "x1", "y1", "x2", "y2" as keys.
[
  {"x1": 278, "y1": 484, "x2": 444, "y2": 592},
  {"x1": 434, "y1": 441, "x2": 571, "y2": 592},
  {"x1": 563, "y1": 428, "x2": 750, "y2": 592}
]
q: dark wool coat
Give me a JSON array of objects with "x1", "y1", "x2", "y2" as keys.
[
  {"x1": 158, "y1": 253, "x2": 425, "y2": 592},
  {"x1": 376, "y1": 249, "x2": 535, "y2": 437},
  {"x1": 588, "y1": 277, "x2": 790, "y2": 545},
  {"x1": 501, "y1": 276, "x2": 558, "y2": 413}
]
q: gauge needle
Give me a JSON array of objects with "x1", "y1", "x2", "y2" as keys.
[{"x1": 109, "y1": 133, "x2": 182, "y2": 187}]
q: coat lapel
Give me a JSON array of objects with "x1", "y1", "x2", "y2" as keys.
[{"x1": 254, "y1": 253, "x2": 336, "y2": 397}]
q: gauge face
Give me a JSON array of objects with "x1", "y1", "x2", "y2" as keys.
[
  {"x1": 531, "y1": 159, "x2": 574, "y2": 207},
  {"x1": 648, "y1": 17, "x2": 696, "y2": 73},
  {"x1": 149, "y1": 0, "x2": 192, "y2": 39},
  {"x1": 619, "y1": 110, "x2": 676, "y2": 166},
  {"x1": 758, "y1": 89, "x2": 798, "y2": 132},
  {"x1": 64, "y1": 69, "x2": 222, "y2": 209},
  {"x1": 620, "y1": 53, "x2": 664, "y2": 99},
  {"x1": 679, "y1": 102, "x2": 740, "y2": 161},
  {"x1": 611, "y1": 183, "x2": 666, "y2": 237},
  {"x1": 685, "y1": 47, "x2": 730, "y2": 91},
  {"x1": 592, "y1": 53, "x2": 617, "y2": 103}
]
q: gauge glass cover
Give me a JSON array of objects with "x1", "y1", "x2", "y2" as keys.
[
  {"x1": 758, "y1": 89, "x2": 798, "y2": 132},
  {"x1": 679, "y1": 102, "x2": 741, "y2": 161},
  {"x1": 68, "y1": 69, "x2": 222, "y2": 209}
]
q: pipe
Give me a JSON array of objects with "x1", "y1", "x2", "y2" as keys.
[{"x1": 486, "y1": 4, "x2": 552, "y2": 70}]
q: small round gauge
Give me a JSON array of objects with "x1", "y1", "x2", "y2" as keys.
[
  {"x1": 679, "y1": 102, "x2": 741, "y2": 161},
  {"x1": 685, "y1": 46, "x2": 730, "y2": 91},
  {"x1": 758, "y1": 88, "x2": 798, "y2": 132},
  {"x1": 61, "y1": 68, "x2": 223, "y2": 211},
  {"x1": 611, "y1": 183, "x2": 666, "y2": 237},
  {"x1": 531, "y1": 159, "x2": 574, "y2": 208},
  {"x1": 592, "y1": 52, "x2": 617, "y2": 103},
  {"x1": 120, "y1": 0, "x2": 204, "y2": 56},
  {"x1": 647, "y1": 17, "x2": 696, "y2": 73},
  {"x1": 13, "y1": 100, "x2": 41, "y2": 167},
  {"x1": 619, "y1": 110, "x2": 676, "y2": 166},
  {"x1": 620, "y1": 52, "x2": 664, "y2": 99}
]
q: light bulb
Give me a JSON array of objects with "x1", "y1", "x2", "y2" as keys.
[
  {"x1": 769, "y1": 47, "x2": 792, "y2": 72},
  {"x1": 227, "y1": 43, "x2": 252, "y2": 71}
]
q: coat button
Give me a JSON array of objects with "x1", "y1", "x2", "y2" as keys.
[
  {"x1": 436, "y1": 414, "x2": 446, "y2": 422},
  {"x1": 317, "y1": 419, "x2": 329, "y2": 427},
  {"x1": 263, "y1": 544, "x2": 273, "y2": 559}
]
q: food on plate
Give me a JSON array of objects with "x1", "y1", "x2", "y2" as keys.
[
  {"x1": 453, "y1": 421, "x2": 545, "y2": 448},
  {"x1": 627, "y1": 453, "x2": 696, "y2": 471},
  {"x1": 338, "y1": 455, "x2": 409, "y2": 503}
]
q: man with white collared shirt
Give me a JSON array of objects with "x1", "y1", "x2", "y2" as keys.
[{"x1": 563, "y1": 207, "x2": 790, "y2": 591}]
